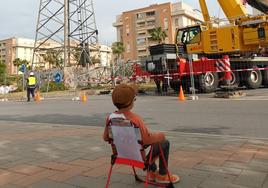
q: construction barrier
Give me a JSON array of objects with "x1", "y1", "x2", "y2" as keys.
[{"x1": 1, "y1": 56, "x2": 268, "y2": 100}]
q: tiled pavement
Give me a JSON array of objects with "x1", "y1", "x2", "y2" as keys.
[{"x1": 0, "y1": 121, "x2": 267, "y2": 188}]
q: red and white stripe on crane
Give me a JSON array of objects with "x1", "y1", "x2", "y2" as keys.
[{"x1": 216, "y1": 57, "x2": 231, "y2": 73}]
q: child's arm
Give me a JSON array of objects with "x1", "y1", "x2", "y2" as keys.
[
  {"x1": 138, "y1": 118, "x2": 165, "y2": 145},
  {"x1": 103, "y1": 117, "x2": 110, "y2": 141}
]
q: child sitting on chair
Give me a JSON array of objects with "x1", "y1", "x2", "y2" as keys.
[{"x1": 103, "y1": 84, "x2": 180, "y2": 184}]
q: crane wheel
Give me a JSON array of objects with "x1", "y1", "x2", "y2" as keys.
[
  {"x1": 262, "y1": 68, "x2": 268, "y2": 87},
  {"x1": 199, "y1": 72, "x2": 219, "y2": 93},
  {"x1": 229, "y1": 72, "x2": 240, "y2": 86},
  {"x1": 221, "y1": 72, "x2": 240, "y2": 86},
  {"x1": 245, "y1": 69, "x2": 262, "y2": 89}
]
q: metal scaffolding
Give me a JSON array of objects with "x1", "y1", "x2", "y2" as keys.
[{"x1": 32, "y1": 0, "x2": 98, "y2": 68}]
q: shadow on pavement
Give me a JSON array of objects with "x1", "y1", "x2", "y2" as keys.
[{"x1": 0, "y1": 113, "x2": 106, "y2": 126}]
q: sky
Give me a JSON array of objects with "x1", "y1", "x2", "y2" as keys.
[{"x1": 0, "y1": 0, "x2": 235, "y2": 45}]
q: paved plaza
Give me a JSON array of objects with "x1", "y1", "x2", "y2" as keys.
[{"x1": 0, "y1": 121, "x2": 267, "y2": 188}]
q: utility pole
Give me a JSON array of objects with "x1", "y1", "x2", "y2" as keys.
[{"x1": 64, "y1": 0, "x2": 70, "y2": 67}]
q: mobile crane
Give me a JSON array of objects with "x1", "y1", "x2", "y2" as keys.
[
  {"x1": 180, "y1": 0, "x2": 268, "y2": 55},
  {"x1": 142, "y1": 0, "x2": 268, "y2": 93}
]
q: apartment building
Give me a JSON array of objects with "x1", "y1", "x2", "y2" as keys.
[
  {"x1": 113, "y1": 2, "x2": 203, "y2": 61},
  {"x1": 0, "y1": 37, "x2": 35, "y2": 75},
  {"x1": 0, "y1": 37, "x2": 112, "y2": 75}
]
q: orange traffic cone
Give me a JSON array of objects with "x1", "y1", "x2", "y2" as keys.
[
  {"x1": 81, "y1": 92, "x2": 87, "y2": 102},
  {"x1": 35, "y1": 91, "x2": 41, "y2": 102},
  {"x1": 178, "y1": 85, "x2": 185, "y2": 101}
]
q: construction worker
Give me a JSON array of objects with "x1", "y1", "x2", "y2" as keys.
[{"x1": 26, "y1": 72, "x2": 37, "y2": 102}]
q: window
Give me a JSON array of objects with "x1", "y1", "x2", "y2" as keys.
[
  {"x1": 147, "y1": 20, "x2": 155, "y2": 27},
  {"x1": 146, "y1": 11, "x2": 155, "y2": 17},
  {"x1": 136, "y1": 13, "x2": 145, "y2": 19},
  {"x1": 137, "y1": 38, "x2": 146, "y2": 45},
  {"x1": 176, "y1": 26, "x2": 201, "y2": 44},
  {"x1": 138, "y1": 32, "x2": 146, "y2": 36},
  {"x1": 137, "y1": 22, "x2": 145, "y2": 28},
  {"x1": 138, "y1": 49, "x2": 146, "y2": 53}
]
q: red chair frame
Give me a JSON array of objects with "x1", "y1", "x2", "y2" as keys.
[{"x1": 105, "y1": 118, "x2": 174, "y2": 188}]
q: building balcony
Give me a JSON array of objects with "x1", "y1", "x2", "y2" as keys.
[
  {"x1": 136, "y1": 19, "x2": 146, "y2": 23},
  {"x1": 146, "y1": 25, "x2": 156, "y2": 29},
  {"x1": 113, "y1": 21, "x2": 123, "y2": 27},
  {"x1": 137, "y1": 45, "x2": 147, "y2": 50},
  {"x1": 146, "y1": 16, "x2": 156, "y2": 21},
  {"x1": 136, "y1": 27, "x2": 147, "y2": 32}
]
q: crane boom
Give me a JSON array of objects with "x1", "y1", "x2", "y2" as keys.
[
  {"x1": 199, "y1": 0, "x2": 210, "y2": 23},
  {"x1": 217, "y1": 0, "x2": 247, "y2": 21},
  {"x1": 199, "y1": 0, "x2": 247, "y2": 24}
]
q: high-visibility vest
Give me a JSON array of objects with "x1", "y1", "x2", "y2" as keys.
[{"x1": 28, "y1": 77, "x2": 36, "y2": 86}]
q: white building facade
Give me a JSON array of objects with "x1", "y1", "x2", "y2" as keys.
[{"x1": 0, "y1": 37, "x2": 35, "y2": 75}]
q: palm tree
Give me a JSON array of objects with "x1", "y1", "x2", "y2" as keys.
[
  {"x1": 42, "y1": 50, "x2": 63, "y2": 68},
  {"x1": 13, "y1": 58, "x2": 30, "y2": 73},
  {"x1": 112, "y1": 42, "x2": 125, "y2": 60},
  {"x1": 148, "y1": 27, "x2": 168, "y2": 44},
  {"x1": 13, "y1": 58, "x2": 23, "y2": 67},
  {"x1": 111, "y1": 42, "x2": 125, "y2": 85}
]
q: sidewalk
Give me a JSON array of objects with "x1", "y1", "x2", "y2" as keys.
[{"x1": 0, "y1": 121, "x2": 267, "y2": 188}]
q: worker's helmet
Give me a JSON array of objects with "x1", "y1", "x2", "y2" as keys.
[{"x1": 30, "y1": 72, "x2": 34, "y2": 76}]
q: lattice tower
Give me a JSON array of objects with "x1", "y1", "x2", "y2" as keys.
[{"x1": 32, "y1": 0, "x2": 98, "y2": 68}]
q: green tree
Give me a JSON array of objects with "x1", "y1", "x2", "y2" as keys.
[
  {"x1": 0, "y1": 61, "x2": 7, "y2": 84},
  {"x1": 111, "y1": 42, "x2": 126, "y2": 84},
  {"x1": 13, "y1": 58, "x2": 30, "y2": 71},
  {"x1": 13, "y1": 58, "x2": 23, "y2": 67},
  {"x1": 42, "y1": 50, "x2": 63, "y2": 68},
  {"x1": 112, "y1": 42, "x2": 125, "y2": 60},
  {"x1": 0, "y1": 61, "x2": 6, "y2": 75},
  {"x1": 148, "y1": 27, "x2": 167, "y2": 44}
]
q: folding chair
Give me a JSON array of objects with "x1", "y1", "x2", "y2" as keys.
[{"x1": 105, "y1": 113, "x2": 174, "y2": 188}]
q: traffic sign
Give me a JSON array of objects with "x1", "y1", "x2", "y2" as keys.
[
  {"x1": 54, "y1": 72, "x2": 62, "y2": 83},
  {"x1": 19, "y1": 64, "x2": 26, "y2": 73}
]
